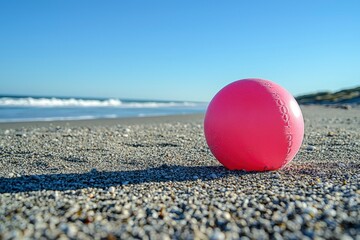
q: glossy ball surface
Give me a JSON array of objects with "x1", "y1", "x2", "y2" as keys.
[{"x1": 204, "y1": 79, "x2": 304, "y2": 171}]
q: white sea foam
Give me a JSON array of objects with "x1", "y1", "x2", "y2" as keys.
[
  {"x1": 0, "y1": 97, "x2": 200, "y2": 108},
  {"x1": 0, "y1": 97, "x2": 122, "y2": 107},
  {"x1": 0, "y1": 115, "x2": 98, "y2": 123}
]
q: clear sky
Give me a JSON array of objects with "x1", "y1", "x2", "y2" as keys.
[{"x1": 0, "y1": 0, "x2": 359, "y2": 101}]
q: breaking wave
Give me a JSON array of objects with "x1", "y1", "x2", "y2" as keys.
[{"x1": 0, "y1": 97, "x2": 199, "y2": 108}]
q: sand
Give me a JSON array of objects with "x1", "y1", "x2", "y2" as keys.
[{"x1": 0, "y1": 106, "x2": 359, "y2": 239}]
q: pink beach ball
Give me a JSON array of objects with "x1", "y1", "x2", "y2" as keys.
[{"x1": 204, "y1": 79, "x2": 304, "y2": 171}]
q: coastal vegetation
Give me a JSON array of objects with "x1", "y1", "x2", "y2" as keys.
[{"x1": 296, "y1": 86, "x2": 360, "y2": 104}]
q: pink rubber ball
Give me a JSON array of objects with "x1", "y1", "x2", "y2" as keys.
[{"x1": 204, "y1": 78, "x2": 304, "y2": 171}]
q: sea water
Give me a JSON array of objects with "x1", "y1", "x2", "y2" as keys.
[{"x1": 0, "y1": 95, "x2": 208, "y2": 122}]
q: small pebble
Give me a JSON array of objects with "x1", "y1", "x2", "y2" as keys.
[
  {"x1": 306, "y1": 145, "x2": 317, "y2": 151},
  {"x1": 210, "y1": 231, "x2": 225, "y2": 240},
  {"x1": 327, "y1": 131, "x2": 336, "y2": 137},
  {"x1": 109, "y1": 187, "x2": 116, "y2": 193}
]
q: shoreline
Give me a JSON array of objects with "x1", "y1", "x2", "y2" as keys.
[
  {"x1": 1, "y1": 104, "x2": 359, "y2": 130},
  {"x1": 0, "y1": 113, "x2": 205, "y2": 130}
]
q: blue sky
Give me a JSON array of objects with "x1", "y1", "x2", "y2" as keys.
[{"x1": 0, "y1": 1, "x2": 359, "y2": 101}]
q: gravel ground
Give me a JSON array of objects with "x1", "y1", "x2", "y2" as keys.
[{"x1": 0, "y1": 105, "x2": 359, "y2": 239}]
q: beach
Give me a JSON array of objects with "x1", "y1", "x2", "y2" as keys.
[{"x1": 0, "y1": 105, "x2": 359, "y2": 239}]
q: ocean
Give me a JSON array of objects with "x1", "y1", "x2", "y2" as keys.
[{"x1": 0, "y1": 95, "x2": 208, "y2": 122}]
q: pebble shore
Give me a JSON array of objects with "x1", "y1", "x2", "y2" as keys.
[{"x1": 0, "y1": 106, "x2": 359, "y2": 239}]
